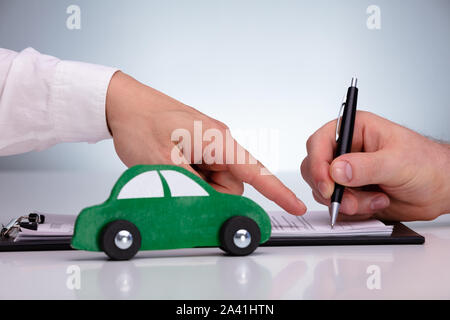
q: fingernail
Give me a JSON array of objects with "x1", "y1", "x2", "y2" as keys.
[
  {"x1": 332, "y1": 161, "x2": 352, "y2": 183},
  {"x1": 370, "y1": 196, "x2": 389, "y2": 210},
  {"x1": 317, "y1": 182, "x2": 330, "y2": 199}
]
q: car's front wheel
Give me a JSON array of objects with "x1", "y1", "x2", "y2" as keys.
[
  {"x1": 100, "y1": 220, "x2": 141, "y2": 260},
  {"x1": 219, "y1": 216, "x2": 261, "y2": 256}
]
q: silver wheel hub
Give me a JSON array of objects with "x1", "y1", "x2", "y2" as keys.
[
  {"x1": 233, "y1": 229, "x2": 251, "y2": 248},
  {"x1": 115, "y1": 230, "x2": 133, "y2": 250}
]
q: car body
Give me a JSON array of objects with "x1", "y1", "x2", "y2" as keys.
[{"x1": 71, "y1": 165, "x2": 272, "y2": 259}]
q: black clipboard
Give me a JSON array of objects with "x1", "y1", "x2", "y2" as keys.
[
  {"x1": 0, "y1": 238, "x2": 72, "y2": 251},
  {"x1": 0, "y1": 222, "x2": 424, "y2": 252},
  {"x1": 263, "y1": 222, "x2": 424, "y2": 246}
]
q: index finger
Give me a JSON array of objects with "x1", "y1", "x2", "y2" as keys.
[{"x1": 228, "y1": 144, "x2": 307, "y2": 216}]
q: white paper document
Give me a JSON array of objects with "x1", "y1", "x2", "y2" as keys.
[{"x1": 269, "y1": 211, "x2": 393, "y2": 237}]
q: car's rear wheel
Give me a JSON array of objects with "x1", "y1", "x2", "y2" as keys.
[
  {"x1": 219, "y1": 216, "x2": 261, "y2": 256},
  {"x1": 100, "y1": 220, "x2": 141, "y2": 260}
]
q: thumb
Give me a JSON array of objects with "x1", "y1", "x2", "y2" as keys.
[{"x1": 330, "y1": 151, "x2": 396, "y2": 187}]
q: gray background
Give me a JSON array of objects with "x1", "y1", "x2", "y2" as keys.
[{"x1": 0, "y1": 0, "x2": 449, "y2": 220}]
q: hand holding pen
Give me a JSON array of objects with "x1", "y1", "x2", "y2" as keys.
[{"x1": 300, "y1": 90, "x2": 450, "y2": 223}]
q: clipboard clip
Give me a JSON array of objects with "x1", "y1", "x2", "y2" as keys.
[
  {"x1": 335, "y1": 95, "x2": 347, "y2": 141},
  {"x1": 0, "y1": 213, "x2": 46, "y2": 239}
]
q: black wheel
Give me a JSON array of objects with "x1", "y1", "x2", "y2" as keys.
[
  {"x1": 100, "y1": 220, "x2": 141, "y2": 261},
  {"x1": 219, "y1": 216, "x2": 261, "y2": 256}
]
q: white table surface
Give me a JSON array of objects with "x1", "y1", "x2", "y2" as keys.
[{"x1": 0, "y1": 171, "x2": 449, "y2": 299}]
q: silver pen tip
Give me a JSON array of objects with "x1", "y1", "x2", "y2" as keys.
[
  {"x1": 330, "y1": 202, "x2": 340, "y2": 228},
  {"x1": 351, "y1": 77, "x2": 358, "y2": 87}
]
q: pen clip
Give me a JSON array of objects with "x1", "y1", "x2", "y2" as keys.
[{"x1": 335, "y1": 95, "x2": 346, "y2": 141}]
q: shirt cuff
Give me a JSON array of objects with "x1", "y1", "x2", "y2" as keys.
[{"x1": 49, "y1": 60, "x2": 118, "y2": 144}]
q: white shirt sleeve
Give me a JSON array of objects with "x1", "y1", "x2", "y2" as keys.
[{"x1": 0, "y1": 47, "x2": 118, "y2": 156}]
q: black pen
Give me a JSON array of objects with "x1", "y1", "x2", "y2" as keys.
[{"x1": 330, "y1": 77, "x2": 359, "y2": 228}]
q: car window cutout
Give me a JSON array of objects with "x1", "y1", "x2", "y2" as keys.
[
  {"x1": 117, "y1": 171, "x2": 164, "y2": 199},
  {"x1": 160, "y1": 170, "x2": 209, "y2": 197}
]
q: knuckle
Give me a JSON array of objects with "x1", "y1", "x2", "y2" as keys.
[
  {"x1": 212, "y1": 119, "x2": 229, "y2": 131},
  {"x1": 306, "y1": 135, "x2": 315, "y2": 153},
  {"x1": 357, "y1": 110, "x2": 376, "y2": 120},
  {"x1": 300, "y1": 158, "x2": 308, "y2": 177}
]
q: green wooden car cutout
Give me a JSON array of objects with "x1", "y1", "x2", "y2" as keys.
[{"x1": 71, "y1": 165, "x2": 272, "y2": 260}]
